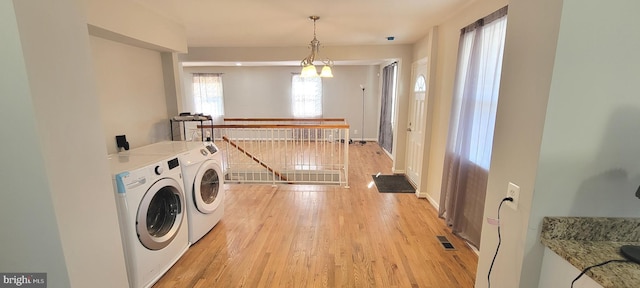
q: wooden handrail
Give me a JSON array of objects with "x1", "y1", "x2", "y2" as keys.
[
  {"x1": 224, "y1": 117, "x2": 345, "y2": 122},
  {"x1": 221, "y1": 136, "x2": 290, "y2": 182},
  {"x1": 200, "y1": 124, "x2": 350, "y2": 129}
]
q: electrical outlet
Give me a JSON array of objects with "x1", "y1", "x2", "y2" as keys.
[{"x1": 506, "y1": 182, "x2": 520, "y2": 210}]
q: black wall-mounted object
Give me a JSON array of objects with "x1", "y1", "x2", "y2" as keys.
[{"x1": 116, "y1": 135, "x2": 129, "y2": 151}]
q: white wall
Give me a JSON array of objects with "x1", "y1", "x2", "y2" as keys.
[
  {"x1": 181, "y1": 45, "x2": 411, "y2": 63},
  {"x1": 475, "y1": 0, "x2": 562, "y2": 286},
  {"x1": 90, "y1": 36, "x2": 171, "y2": 154},
  {"x1": 524, "y1": 0, "x2": 640, "y2": 286},
  {"x1": 477, "y1": 0, "x2": 640, "y2": 287},
  {"x1": 181, "y1": 45, "x2": 413, "y2": 172},
  {"x1": 410, "y1": 28, "x2": 443, "y2": 202},
  {"x1": 0, "y1": 2, "x2": 70, "y2": 286},
  {"x1": 161, "y1": 52, "x2": 184, "y2": 118},
  {"x1": 325, "y1": 66, "x2": 380, "y2": 141},
  {"x1": 85, "y1": 0, "x2": 187, "y2": 52},
  {"x1": 8, "y1": 0, "x2": 129, "y2": 287},
  {"x1": 182, "y1": 65, "x2": 381, "y2": 140}
]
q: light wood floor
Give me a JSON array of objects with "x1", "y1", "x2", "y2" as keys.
[{"x1": 154, "y1": 143, "x2": 478, "y2": 288}]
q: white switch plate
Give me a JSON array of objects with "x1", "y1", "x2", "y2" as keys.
[{"x1": 506, "y1": 182, "x2": 520, "y2": 210}]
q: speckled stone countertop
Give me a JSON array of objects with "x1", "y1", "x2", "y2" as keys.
[{"x1": 541, "y1": 217, "x2": 640, "y2": 288}]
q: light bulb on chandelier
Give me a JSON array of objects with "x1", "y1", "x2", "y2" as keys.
[{"x1": 300, "y1": 16, "x2": 333, "y2": 78}]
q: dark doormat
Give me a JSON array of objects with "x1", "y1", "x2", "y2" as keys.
[{"x1": 372, "y1": 174, "x2": 415, "y2": 193}]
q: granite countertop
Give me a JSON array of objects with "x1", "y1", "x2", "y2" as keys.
[{"x1": 541, "y1": 217, "x2": 640, "y2": 288}]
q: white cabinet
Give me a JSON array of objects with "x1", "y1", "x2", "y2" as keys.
[{"x1": 539, "y1": 247, "x2": 603, "y2": 288}]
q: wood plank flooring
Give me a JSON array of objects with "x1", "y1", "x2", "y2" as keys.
[{"x1": 154, "y1": 143, "x2": 478, "y2": 287}]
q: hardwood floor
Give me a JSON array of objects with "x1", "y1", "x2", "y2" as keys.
[{"x1": 154, "y1": 143, "x2": 478, "y2": 288}]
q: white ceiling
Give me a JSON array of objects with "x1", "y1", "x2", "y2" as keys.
[{"x1": 133, "y1": 0, "x2": 473, "y2": 48}]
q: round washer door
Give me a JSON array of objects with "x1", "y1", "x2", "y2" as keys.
[
  {"x1": 193, "y1": 160, "x2": 222, "y2": 214},
  {"x1": 137, "y1": 177, "x2": 184, "y2": 250}
]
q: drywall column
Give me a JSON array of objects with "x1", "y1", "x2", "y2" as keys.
[
  {"x1": 85, "y1": 0, "x2": 187, "y2": 52},
  {"x1": 162, "y1": 52, "x2": 184, "y2": 117},
  {"x1": 478, "y1": 0, "x2": 640, "y2": 287},
  {"x1": 0, "y1": 2, "x2": 70, "y2": 286},
  {"x1": 475, "y1": 0, "x2": 563, "y2": 287},
  {"x1": 521, "y1": 0, "x2": 640, "y2": 287},
  {"x1": 11, "y1": 0, "x2": 129, "y2": 287},
  {"x1": 414, "y1": 27, "x2": 438, "y2": 202}
]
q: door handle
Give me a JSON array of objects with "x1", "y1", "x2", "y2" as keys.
[{"x1": 407, "y1": 128, "x2": 412, "y2": 132}]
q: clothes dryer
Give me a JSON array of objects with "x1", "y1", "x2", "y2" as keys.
[
  {"x1": 108, "y1": 154, "x2": 189, "y2": 288},
  {"x1": 178, "y1": 143, "x2": 224, "y2": 244}
]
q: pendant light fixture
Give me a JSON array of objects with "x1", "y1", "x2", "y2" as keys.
[{"x1": 300, "y1": 16, "x2": 333, "y2": 78}]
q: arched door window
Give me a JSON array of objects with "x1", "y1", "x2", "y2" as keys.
[{"x1": 414, "y1": 75, "x2": 426, "y2": 92}]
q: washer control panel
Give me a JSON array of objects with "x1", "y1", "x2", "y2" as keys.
[{"x1": 167, "y1": 157, "x2": 179, "y2": 170}]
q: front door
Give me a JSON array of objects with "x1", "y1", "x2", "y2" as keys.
[{"x1": 405, "y1": 59, "x2": 428, "y2": 186}]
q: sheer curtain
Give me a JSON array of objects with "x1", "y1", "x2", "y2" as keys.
[
  {"x1": 192, "y1": 73, "x2": 225, "y2": 124},
  {"x1": 291, "y1": 74, "x2": 322, "y2": 118},
  {"x1": 439, "y1": 6, "x2": 508, "y2": 248}
]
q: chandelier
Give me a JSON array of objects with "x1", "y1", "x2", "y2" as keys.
[{"x1": 300, "y1": 16, "x2": 333, "y2": 78}]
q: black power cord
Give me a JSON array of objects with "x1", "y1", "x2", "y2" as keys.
[
  {"x1": 487, "y1": 197, "x2": 513, "y2": 288},
  {"x1": 571, "y1": 259, "x2": 629, "y2": 288}
]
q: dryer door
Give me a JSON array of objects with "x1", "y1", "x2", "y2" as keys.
[
  {"x1": 193, "y1": 160, "x2": 223, "y2": 214},
  {"x1": 137, "y1": 177, "x2": 185, "y2": 250}
]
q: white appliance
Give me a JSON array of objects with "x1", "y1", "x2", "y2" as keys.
[
  {"x1": 178, "y1": 143, "x2": 224, "y2": 243},
  {"x1": 122, "y1": 141, "x2": 225, "y2": 244},
  {"x1": 109, "y1": 154, "x2": 189, "y2": 288}
]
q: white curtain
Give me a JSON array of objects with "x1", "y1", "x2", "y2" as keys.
[
  {"x1": 192, "y1": 73, "x2": 225, "y2": 124},
  {"x1": 439, "y1": 6, "x2": 508, "y2": 248},
  {"x1": 291, "y1": 74, "x2": 322, "y2": 118}
]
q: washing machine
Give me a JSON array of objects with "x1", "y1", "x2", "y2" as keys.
[
  {"x1": 178, "y1": 142, "x2": 225, "y2": 244},
  {"x1": 108, "y1": 153, "x2": 189, "y2": 288},
  {"x1": 121, "y1": 141, "x2": 225, "y2": 244}
]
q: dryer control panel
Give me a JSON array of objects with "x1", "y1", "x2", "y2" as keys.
[{"x1": 205, "y1": 144, "x2": 218, "y2": 154}]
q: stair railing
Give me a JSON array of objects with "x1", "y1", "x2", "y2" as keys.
[{"x1": 200, "y1": 118, "x2": 350, "y2": 187}]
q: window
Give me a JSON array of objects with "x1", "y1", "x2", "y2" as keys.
[
  {"x1": 414, "y1": 75, "x2": 426, "y2": 92},
  {"x1": 291, "y1": 74, "x2": 322, "y2": 117},
  {"x1": 448, "y1": 8, "x2": 508, "y2": 170},
  {"x1": 192, "y1": 73, "x2": 224, "y2": 120},
  {"x1": 440, "y1": 6, "x2": 508, "y2": 249}
]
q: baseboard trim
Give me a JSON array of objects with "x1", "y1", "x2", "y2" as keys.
[
  {"x1": 466, "y1": 242, "x2": 480, "y2": 255},
  {"x1": 351, "y1": 138, "x2": 379, "y2": 142},
  {"x1": 424, "y1": 193, "x2": 439, "y2": 210}
]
